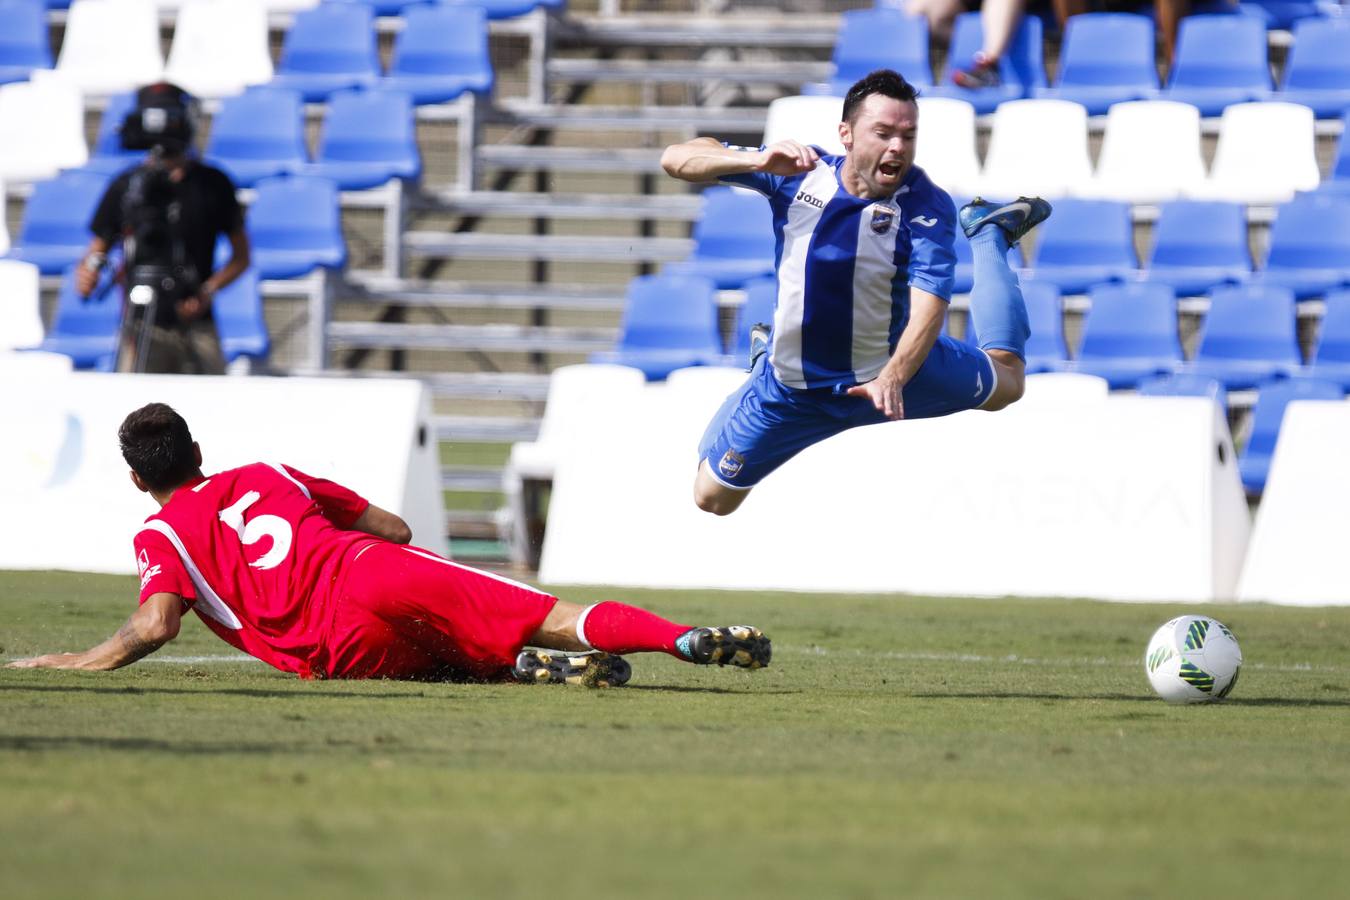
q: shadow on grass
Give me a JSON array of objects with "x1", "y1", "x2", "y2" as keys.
[
  {"x1": 911, "y1": 690, "x2": 1350, "y2": 708},
  {"x1": 624, "y1": 684, "x2": 804, "y2": 695}
]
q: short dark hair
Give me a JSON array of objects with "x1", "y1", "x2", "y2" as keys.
[
  {"x1": 119, "y1": 403, "x2": 197, "y2": 492},
  {"x1": 842, "y1": 69, "x2": 921, "y2": 124}
]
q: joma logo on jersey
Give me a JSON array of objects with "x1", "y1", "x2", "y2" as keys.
[{"x1": 795, "y1": 190, "x2": 825, "y2": 209}]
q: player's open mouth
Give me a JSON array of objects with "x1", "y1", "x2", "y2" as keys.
[{"x1": 878, "y1": 161, "x2": 902, "y2": 179}]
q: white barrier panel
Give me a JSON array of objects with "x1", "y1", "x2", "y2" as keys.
[
  {"x1": 0, "y1": 372, "x2": 447, "y2": 574},
  {"x1": 539, "y1": 375, "x2": 1249, "y2": 602},
  {"x1": 1238, "y1": 399, "x2": 1350, "y2": 605}
]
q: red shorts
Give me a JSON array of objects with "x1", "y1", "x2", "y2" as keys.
[{"x1": 320, "y1": 542, "x2": 558, "y2": 680}]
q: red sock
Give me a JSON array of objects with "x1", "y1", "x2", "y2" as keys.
[{"x1": 578, "y1": 601, "x2": 691, "y2": 658}]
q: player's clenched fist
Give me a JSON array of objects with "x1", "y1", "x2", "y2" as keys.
[{"x1": 756, "y1": 140, "x2": 819, "y2": 175}]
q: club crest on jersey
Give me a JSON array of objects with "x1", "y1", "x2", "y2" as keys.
[
  {"x1": 137, "y1": 548, "x2": 161, "y2": 588},
  {"x1": 718, "y1": 450, "x2": 745, "y2": 480},
  {"x1": 869, "y1": 204, "x2": 896, "y2": 234}
]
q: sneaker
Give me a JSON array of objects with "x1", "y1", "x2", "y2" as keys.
[
  {"x1": 958, "y1": 196, "x2": 1053, "y2": 244},
  {"x1": 513, "y1": 649, "x2": 633, "y2": 687},
  {"x1": 952, "y1": 54, "x2": 1001, "y2": 89},
  {"x1": 748, "y1": 322, "x2": 771, "y2": 370},
  {"x1": 675, "y1": 626, "x2": 772, "y2": 669}
]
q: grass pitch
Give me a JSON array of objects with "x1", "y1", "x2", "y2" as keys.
[{"x1": 2, "y1": 570, "x2": 1348, "y2": 900}]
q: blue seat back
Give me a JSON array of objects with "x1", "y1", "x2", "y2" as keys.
[
  {"x1": 392, "y1": 4, "x2": 491, "y2": 77},
  {"x1": 213, "y1": 267, "x2": 270, "y2": 361},
  {"x1": 731, "y1": 275, "x2": 776, "y2": 357},
  {"x1": 1264, "y1": 194, "x2": 1350, "y2": 271},
  {"x1": 619, "y1": 274, "x2": 722, "y2": 353},
  {"x1": 1148, "y1": 201, "x2": 1250, "y2": 269},
  {"x1": 1281, "y1": 18, "x2": 1350, "y2": 90},
  {"x1": 0, "y1": 0, "x2": 52, "y2": 72},
  {"x1": 17, "y1": 169, "x2": 110, "y2": 246},
  {"x1": 318, "y1": 88, "x2": 418, "y2": 164},
  {"x1": 1079, "y1": 282, "x2": 1181, "y2": 360},
  {"x1": 1197, "y1": 285, "x2": 1302, "y2": 364},
  {"x1": 1029, "y1": 199, "x2": 1136, "y2": 268},
  {"x1": 1167, "y1": 15, "x2": 1270, "y2": 90},
  {"x1": 1137, "y1": 373, "x2": 1227, "y2": 406},
  {"x1": 249, "y1": 175, "x2": 345, "y2": 255},
  {"x1": 92, "y1": 92, "x2": 140, "y2": 159},
  {"x1": 690, "y1": 187, "x2": 776, "y2": 262},
  {"x1": 50, "y1": 264, "x2": 121, "y2": 339},
  {"x1": 278, "y1": 3, "x2": 379, "y2": 77},
  {"x1": 1245, "y1": 377, "x2": 1345, "y2": 459},
  {"x1": 944, "y1": 12, "x2": 1047, "y2": 91},
  {"x1": 1053, "y1": 13, "x2": 1157, "y2": 90},
  {"x1": 1021, "y1": 280, "x2": 1066, "y2": 361},
  {"x1": 206, "y1": 87, "x2": 307, "y2": 163},
  {"x1": 831, "y1": 7, "x2": 931, "y2": 87},
  {"x1": 1313, "y1": 289, "x2": 1350, "y2": 366},
  {"x1": 1337, "y1": 110, "x2": 1350, "y2": 181}
]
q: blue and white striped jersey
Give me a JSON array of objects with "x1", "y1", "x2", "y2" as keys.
[{"x1": 719, "y1": 150, "x2": 957, "y2": 390}]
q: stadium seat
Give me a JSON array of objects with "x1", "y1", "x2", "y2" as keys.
[
  {"x1": 0, "y1": 258, "x2": 43, "y2": 350},
  {"x1": 1320, "y1": 110, "x2": 1350, "y2": 197},
  {"x1": 307, "y1": 89, "x2": 421, "y2": 190},
  {"x1": 163, "y1": 0, "x2": 273, "y2": 100},
  {"x1": 1238, "y1": 0, "x2": 1324, "y2": 30},
  {"x1": 247, "y1": 175, "x2": 348, "y2": 279},
  {"x1": 0, "y1": 347, "x2": 73, "y2": 376},
  {"x1": 1309, "y1": 289, "x2": 1350, "y2": 389},
  {"x1": 588, "y1": 274, "x2": 724, "y2": 380},
  {"x1": 822, "y1": 7, "x2": 931, "y2": 95},
  {"x1": 1136, "y1": 372, "x2": 1228, "y2": 414},
  {"x1": 213, "y1": 267, "x2": 271, "y2": 364},
  {"x1": 262, "y1": 0, "x2": 319, "y2": 10},
  {"x1": 663, "y1": 186, "x2": 775, "y2": 290},
  {"x1": 970, "y1": 279, "x2": 1067, "y2": 374},
  {"x1": 5, "y1": 169, "x2": 110, "y2": 275},
  {"x1": 1031, "y1": 13, "x2": 1158, "y2": 115},
  {"x1": 1185, "y1": 102, "x2": 1320, "y2": 205},
  {"x1": 1139, "y1": 200, "x2": 1251, "y2": 296},
  {"x1": 38, "y1": 264, "x2": 120, "y2": 370},
  {"x1": 975, "y1": 99, "x2": 1092, "y2": 200},
  {"x1": 1239, "y1": 377, "x2": 1345, "y2": 495},
  {"x1": 927, "y1": 12, "x2": 1046, "y2": 114},
  {"x1": 726, "y1": 274, "x2": 776, "y2": 364},
  {"x1": 1181, "y1": 284, "x2": 1303, "y2": 389},
  {"x1": 1081, "y1": 101, "x2": 1206, "y2": 204},
  {"x1": 328, "y1": 0, "x2": 432, "y2": 14},
  {"x1": 1022, "y1": 198, "x2": 1138, "y2": 293},
  {"x1": 1162, "y1": 14, "x2": 1271, "y2": 116},
  {"x1": 204, "y1": 87, "x2": 308, "y2": 189},
  {"x1": 914, "y1": 97, "x2": 980, "y2": 198},
  {"x1": 0, "y1": 74, "x2": 87, "y2": 182},
  {"x1": 437, "y1": 0, "x2": 554, "y2": 21},
  {"x1": 762, "y1": 95, "x2": 846, "y2": 154},
  {"x1": 55, "y1": 0, "x2": 163, "y2": 96},
  {"x1": 1245, "y1": 193, "x2": 1350, "y2": 300},
  {"x1": 270, "y1": 2, "x2": 380, "y2": 102},
  {"x1": 1064, "y1": 282, "x2": 1183, "y2": 389},
  {"x1": 1274, "y1": 18, "x2": 1350, "y2": 119},
  {"x1": 0, "y1": 0, "x2": 51, "y2": 86},
  {"x1": 0, "y1": 177, "x2": 7, "y2": 255},
  {"x1": 84, "y1": 92, "x2": 147, "y2": 175},
  {"x1": 383, "y1": 4, "x2": 494, "y2": 106}
]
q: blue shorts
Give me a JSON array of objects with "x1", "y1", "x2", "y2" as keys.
[{"x1": 698, "y1": 336, "x2": 997, "y2": 489}]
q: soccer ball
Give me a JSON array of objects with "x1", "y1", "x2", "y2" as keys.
[{"x1": 1144, "y1": 615, "x2": 1243, "y2": 704}]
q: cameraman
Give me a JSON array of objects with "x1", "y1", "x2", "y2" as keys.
[{"x1": 76, "y1": 82, "x2": 250, "y2": 375}]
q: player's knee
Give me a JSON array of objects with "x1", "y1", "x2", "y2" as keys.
[{"x1": 982, "y1": 352, "x2": 1026, "y2": 411}]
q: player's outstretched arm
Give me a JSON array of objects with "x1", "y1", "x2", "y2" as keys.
[
  {"x1": 846, "y1": 289, "x2": 947, "y2": 421},
  {"x1": 351, "y1": 504, "x2": 412, "y2": 544},
  {"x1": 7, "y1": 592, "x2": 182, "y2": 671},
  {"x1": 660, "y1": 136, "x2": 818, "y2": 183}
]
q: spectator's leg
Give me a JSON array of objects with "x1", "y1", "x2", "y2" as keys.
[
  {"x1": 1051, "y1": 0, "x2": 1090, "y2": 30},
  {"x1": 979, "y1": 0, "x2": 1027, "y2": 63},
  {"x1": 1155, "y1": 0, "x2": 1190, "y2": 77}
]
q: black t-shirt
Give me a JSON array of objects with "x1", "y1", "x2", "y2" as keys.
[{"x1": 90, "y1": 160, "x2": 244, "y2": 325}]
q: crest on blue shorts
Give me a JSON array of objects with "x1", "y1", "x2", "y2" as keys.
[
  {"x1": 718, "y1": 450, "x2": 745, "y2": 480},
  {"x1": 869, "y1": 204, "x2": 896, "y2": 234}
]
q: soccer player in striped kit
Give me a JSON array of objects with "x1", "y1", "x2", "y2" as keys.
[{"x1": 661, "y1": 69, "x2": 1051, "y2": 516}]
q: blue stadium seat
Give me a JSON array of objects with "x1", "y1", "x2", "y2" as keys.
[
  {"x1": 328, "y1": 0, "x2": 433, "y2": 15},
  {"x1": 383, "y1": 4, "x2": 494, "y2": 105},
  {"x1": 1136, "y1": 372, "x2": 1229, "y2": 414},
  {"x1": 1022, "y1": 198, "x2": 1137, "y2": 294},
  {"x1": 0, "y1": 0, "x2": 51, "y2": 85},
  {"x1": 727, "y1": 274, "x2": 776, "y2": 363},
  {"x1": 663, "y1": 186, "x2": 775, "y2": 290},
  {"x1": 271, "y1": 3, "x2": 379, "y2": 102},
  {"x1": 1309, "y1": 289, "x2": 1350, "y2": 389},
  {"x1": 1181, "y1": 284, "x2": 1303, "y2": 389},
  {"x1": 1237, "y1": 0, "x2": 1325, "y2": 30},
  {"x1": 83, "y1": 91, "x2": 146, "y2": 175},
  {"x1": 1318, "y1": 109, "x2": 1350, "y2": 197},
  {"x1": 1162, "y1": 15, "x2": 1271, "y2": 116},
  {"x1": 213, "y1": 267, "x2": 271, "y2": 364},
  {"x1": 824, "y1": 7, "x2": 931, "y2": 95},
  {"x1": 1275, "y1": 18, "x2": 1350, "y2": 119},
  {"x1": 307, "y1": 89, "x2": 421, "y2": 190},
  {"x1": 5, "y1": 169, "x2": 110, "y2": 275},
  {"x1": 1239, "y1": 377, "x2": 1345, "y2": 494},
  {"x1": 38, "y1": 264, "x2": 119, "y2": 371},
  {"x1": 1065, "y1": 282, "x2": 1182, "y2": 388},
  {"x1": 247, "y1": 175, "x2": 348, "y2": 279},
  {"x1": 1245, "y1": 193, "x2": 1350, "y2": 300},
  {"x1": 588, "y1": 274, "x2": 724, "y2": 380},
  {"x1": 438, "y1": 0, "x2": 560, "y2": 21},
  {"x1": 1031, "y1": 13, "x2": 1157, "y2": 115},
  {"x1": 204, "y1": 87, "x2": 307, "y2": 189},
  {"x1": 1139, "y1": 200, "x2": 1250, "y2": 296},
  {"x1": 926, "y1": 12, "x2": 1046, "y2": 114}
]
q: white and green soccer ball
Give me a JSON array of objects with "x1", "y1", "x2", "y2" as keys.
[{"x1": 1144, "y1": 615, "x2": 1243, "y2": 704}]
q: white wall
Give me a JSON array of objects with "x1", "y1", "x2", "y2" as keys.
[{"x1": 0, "y1": 371, "x2": 447, "y2": 574}]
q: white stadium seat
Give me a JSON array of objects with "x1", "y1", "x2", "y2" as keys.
[
  {"x1": 164, "y1": 0, "x2": 274, "y2": 99},
  {"x1": 56, "y1": 0, "x2": 164, "y2": 96},
  {"x1": 0, "y1": 75, "x2": 88, "y2": 182},
  {"x1": 0, "y1": 260, "x2": 44, "y2": 351},
  {"x1": 976, "y1": 99, "x2": 1093, "y2": 200},
  {"x1": 762, "y1": 94, "x2": 846, "y2": 155},
  {"x1": 0, "y1": 178, "x2": 8, "y2": 256},
  {"x1": 915, "y1": 96, "x2": 981, "y2": 198},
  {"x1": 1186, "y1": 101, "x2": 1321, "y2": 205},
  {"x1": 0, "y1": 349, "x2": 74, "y2": 377},
  {"x1": 1082, "y1": 100, "x2": 1207, "y2": 203}
]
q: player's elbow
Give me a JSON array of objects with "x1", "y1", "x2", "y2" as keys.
[
  {"x1": 659, "y1": 145, "x2": 685, "y2": 179},
  {"x1": 387, "y1": 520, "x2": 413, "y2": 545},
  {"x1": 143, "y1": 611, "x2": 180, "y2": 646}
]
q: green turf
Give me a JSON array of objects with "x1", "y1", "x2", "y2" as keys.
[{"x1": 2, "y1": 571, "x2": 1348, "y2": 900}]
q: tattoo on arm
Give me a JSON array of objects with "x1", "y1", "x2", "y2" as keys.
[{"x1": 115, "y1": 621, "x2": 161, "y2": 663}]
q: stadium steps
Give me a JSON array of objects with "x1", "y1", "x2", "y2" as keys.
[
  {"x1": 313, "y1": 368, "x2": 552, "y2": 402},
  {"x1": 545, "y1": 58, "x2": 832, "y2": 86},
  {"x1": 442, "y1": 466, "x2": 506, "y2": 492},
  {"x1": 553, "y1": 15, "x2": 840, "y2": 50},
  {"x1": 444, "y1": 510, "x2": 503, "y2": 542},
  {"x1": 342, "y1": 274, "x2": 629, "y2": 311},
  {"x1": 402, "y1": 230, "x2": 694, "y2": 262},
  {"x1": 474, "y1": 145, "x2": 668, "y2": 174},
  {"x1": 414, "y1": 189, "x2": 703, "y2": 220},
  {"x1": 434, "y1": 415, "x2": 539, "y2": 443},
  {"x1": 327, "y1": 321, "x2": 618, "y2": 353},
  {"x1": 490, "y1": 101, "x2": 768, "y2": 133}
]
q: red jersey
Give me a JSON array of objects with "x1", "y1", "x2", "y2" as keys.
[{"x1": 133, "y1": 462, "x2": 373, "y2": 676}]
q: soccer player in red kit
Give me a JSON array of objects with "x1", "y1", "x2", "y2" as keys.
[{"x1": 9, "y1": 403, "x2": 771, "y2": 685}]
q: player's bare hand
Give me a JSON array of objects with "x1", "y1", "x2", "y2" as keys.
[
  {"x1": 846, "y1": 370, "x2": 906, "y2": 421},
  {"x1": 7, "y1": 653, "x2": 88, "y2": 670},
  {"x1": 756, "y1": 140, "x2": 819, "y2": 176}
]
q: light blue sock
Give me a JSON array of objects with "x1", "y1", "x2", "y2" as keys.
[{"x1": 968, "y1": 226, "x2": 1029, "y2": 362}]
